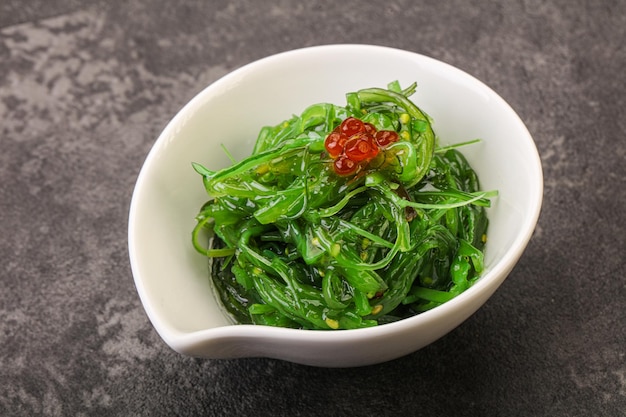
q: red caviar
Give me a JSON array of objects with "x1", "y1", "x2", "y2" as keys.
[
  {"x1": 324, "y1": 131, "x2": 349, "y2": 158},
  {"x1": 374, "y1": 130, "x2": 399, "y2": 147},
  {"x1": 324, "y1": 117, "x2": 399, "y2": 175},
  {"x1": 344, "y1": 133, "x2": 378, "y2": 162},
  {"x1": 339, "y1": 117, "x2": 365, "y2": 136},
  {"x1": 333, "y1": 155, "x2": 357, "y2": 176},
  {"x1": 363, "y1": 122, "x2": 377, "y2": 135}
]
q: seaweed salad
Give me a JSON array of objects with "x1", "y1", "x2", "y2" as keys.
[{"x1": 191, "y1": 81, "x2": 495, "y2": 330}]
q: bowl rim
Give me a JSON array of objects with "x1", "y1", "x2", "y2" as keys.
[{"x1": 128, "y1": 43, "x2": 544, "y2": 352}]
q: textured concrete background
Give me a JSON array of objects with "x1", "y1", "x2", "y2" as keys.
[{"x1": 1, "y1": 1, "x2": 625, "y2": 416}]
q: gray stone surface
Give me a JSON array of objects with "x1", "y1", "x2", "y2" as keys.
[{"x1": 1, "y1": 1, "x2": 624, "y2": 416}]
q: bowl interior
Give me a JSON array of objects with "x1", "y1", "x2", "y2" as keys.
[{"x1": 129, "y1": 45, "x2": 542, "y2": 343}]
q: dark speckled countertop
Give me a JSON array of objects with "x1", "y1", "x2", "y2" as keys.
[{"x1": 1, "y1": 1, "x2": 625, "y2": 416}]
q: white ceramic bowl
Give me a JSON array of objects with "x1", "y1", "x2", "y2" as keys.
[{"x1": 128, "y1": 44, "x2": 543, "y2": 367}]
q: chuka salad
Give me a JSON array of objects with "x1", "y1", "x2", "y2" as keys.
[{"x1": 191, "y1": 81, "x2": 496, "y2": 330}]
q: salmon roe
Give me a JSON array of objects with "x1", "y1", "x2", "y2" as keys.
[{"x1": 324, "y1": 117, "x2": 399, "y2": 175}]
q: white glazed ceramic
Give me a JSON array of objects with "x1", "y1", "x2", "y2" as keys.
[{"x1": 128, "y1": 44, "x2": 543, "y2": 367}]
